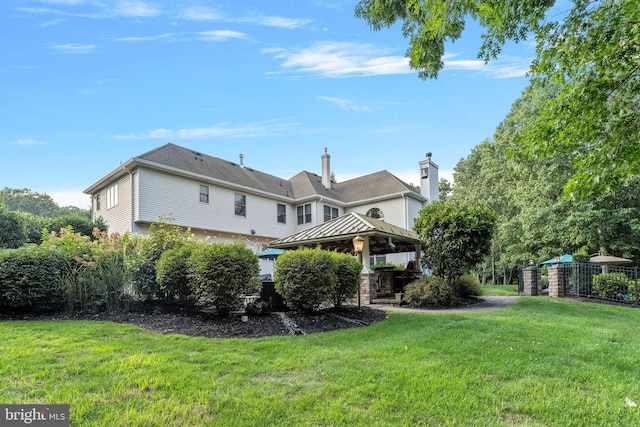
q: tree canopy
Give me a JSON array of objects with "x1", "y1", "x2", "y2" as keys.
[
  {"x1": 355, "y1": 0, "x2": 640, "y2": 198},
  {"x1": 414, "y1": 201, "x2": 496, "y2": 284},
  {"x1": 451, "y1": 83, "x2": 640, "y2": 282}
]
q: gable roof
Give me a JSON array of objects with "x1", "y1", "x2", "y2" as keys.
[
  {"x1": 84, "y1": 143, "x2": 426, "y2": 204},
  {"x1": 333, "y1": 170, "x2": 421, "y2": 202}
]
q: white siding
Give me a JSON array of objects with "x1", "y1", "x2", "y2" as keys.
[
  {"x1": 95, "y1": 174, "x2": 132, "y2": 235},
  {"x1": 137, "y1": 168, "x2": 297, "y2": 239},
  {"x1": 346, "y1": 197, "x2": 408, "y2": 229}
]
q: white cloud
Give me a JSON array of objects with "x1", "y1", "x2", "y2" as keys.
[
  {"x1": 198, "y1": 30, "x2": 248, "y2": 42},
  {"x1": 13, "y1": 138, "x2": 43, "y2": 146},
  {"x1": 50, "y1": 43, "x2": 96, "y2": 54},
  {"x1": 21, "y1": 1, "x2": 161, "y2": 19},
  {"x1": 116, "y1": 33, "x2": 174, "y2": 42},
  {"x1": 265, "y1": 41, "x2": 412, "y2": 78},
  {"x1": 112, "y1": 1, "x2": 160, "y2": 17},
  {"x1": 113, "y1": 119, "x2": 299, "y2": 140},
  {"x1": 36, "y1": 0, "x2": 85, "y2": 4},
  {"x1": 179, "y1": 6, "x2": 223, "y2": 21},
  {"x1": 265, "y1": 42, "x2": 530, "y2": 79},
  {"x1": 317, "y1": 96, "x2": 372, "y2": 112},
  {"x1": 443, "y1": 53, "x2": 531, "y2": 79},
  {"x1": 240, "y1": 15, "x2": 311, "y2": 29}
]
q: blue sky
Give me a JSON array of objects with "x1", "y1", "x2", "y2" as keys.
[{"x1": 1, "y1": 0, "x2": 535, "y2": 209}]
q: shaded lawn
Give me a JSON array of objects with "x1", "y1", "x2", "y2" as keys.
[
  {"x1": 482, "y1": 284, "x2": 519, "y2": 296},
  {"x1": 2, "y1": 298, "x2": 640, "y2": 426}
]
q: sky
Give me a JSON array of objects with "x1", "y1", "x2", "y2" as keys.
[{"x1": 1, "y1": 0, "x2": 536, "y2": 209}]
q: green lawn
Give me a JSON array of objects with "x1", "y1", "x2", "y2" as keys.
[
  {"x1": 2, "y1": 298, "x2": 640, "y2": 426},
  {"x1": 481, "y1": 284, "x2": 519, "y2": 296}
]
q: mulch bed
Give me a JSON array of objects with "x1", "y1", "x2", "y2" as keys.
[{"x1": 0, "y1": 306, "x2": 389, "y2": 339}]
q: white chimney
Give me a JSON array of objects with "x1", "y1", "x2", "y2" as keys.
[
  {"x1": 321, "y1": 148, "x2": 331, "y2": 189},
  {"x1": 419, "y1": 152, "x2": 439, "y2": 203}
]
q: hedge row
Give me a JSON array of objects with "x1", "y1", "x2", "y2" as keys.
[{"x1": 0, "y1": 222, "x2": 259, "y2": 316}]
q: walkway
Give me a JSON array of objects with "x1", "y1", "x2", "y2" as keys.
[{"x1": 372, "y1": 295, "x2": 519, "y2": 314}]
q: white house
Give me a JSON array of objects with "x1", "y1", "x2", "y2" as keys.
[{"x1": 84, "y1": 143, "x2": 439, "y2": 273}]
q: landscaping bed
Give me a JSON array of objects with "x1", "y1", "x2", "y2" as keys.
[{"x1": 0, "y1": 305, "x2": 388, "y2": 338}]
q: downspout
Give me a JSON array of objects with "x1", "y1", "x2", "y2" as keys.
[{"x1": 123, "y1": 166, "x2": 135, "y2": 234}]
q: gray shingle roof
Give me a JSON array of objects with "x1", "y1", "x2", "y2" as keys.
[
  {"x1": 90, "y1": 143, "x2": 424, "y2": 204},
  {"x1": 137, "y1": 143, "x2": 294, "y2": 198},
  {"x1": 332, "y1": 170, "x2": 420, "y2": 202}
]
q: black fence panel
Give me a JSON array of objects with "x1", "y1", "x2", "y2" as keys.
[{"x1": 560, "y1": 263, "x2": 639, "y2": 305}]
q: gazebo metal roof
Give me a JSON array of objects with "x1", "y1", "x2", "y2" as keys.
[{"x1": 268, "y1": 212, "x2": 421, "y2": 254}]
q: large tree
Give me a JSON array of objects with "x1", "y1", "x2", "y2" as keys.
[
  {"x1": 414, "y1": 201, "x2": 496, "y2": 284},
  {"x1": 452, "y1": 84, "x2": 640, "y2": 278},
  {"x1": 355, "y1": 0, "x2": 640, "y2": 198}
]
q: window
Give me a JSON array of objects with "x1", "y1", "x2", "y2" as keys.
[
  {"x1": 370, "y1": 254, "x2": 387, "y2": 267},
  {"x1": 235, "y1": 193, "x2": 246, "y2": 217},
  {"x1": 277, "y1": 204, "x2": 286, "y2": 224},
  {"x1": 95, "y1": 194, "x2": 101, "y2": 211},
  {"x1": 297, "y1": 204, "x2": 311, "y2": 225},
  {"x1": 366, "y1": 207, "x2": 384, "y2": 221},
  {"x1": 199, "y1": 185, "x2": 209, "y2": 203},
  {"x1": 323, "y1": 205, "x2": 339, "y2": 222},
  {"x1": 106, "y1": 184, "x2": 118, "y2": 209}
]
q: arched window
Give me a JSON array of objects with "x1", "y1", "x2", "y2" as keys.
[{"x1": 366, "y1": 208, "x2": 384, "y2": 221}]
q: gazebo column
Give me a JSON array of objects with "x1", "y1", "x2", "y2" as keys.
[
  {"x1": 362, "y1": 236, "x2": 372, "y2": 273},
  {"x1": 359, "y1": 236, "x2": 376, "y2": 304}
]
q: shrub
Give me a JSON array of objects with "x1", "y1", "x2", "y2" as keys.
[
  {"x1": 454, "y1": 275, "x2": 482, "y2": 298},
  {"x1": 331, "y1": 252, "x2": 362, "y2": 308},
  {"x1": 0, "y1": 246, "x2": 67, "y2": 313},
  {"x1": 275, "y1": 248, "x2": 337, "y2": 312},
  {"x1": 156, "y1": 242, "x2": 198, "y2": 306},
  {"x1": 189, "y1": 243, "x2": 259, "y2": 316},
  {"x1": 130, "y1": 217, "x2": 190, "y2": 300},
  {"x1": 414, "y1": 201, "x2": 496, "y2": 285},
  {"x1": 403, "y1": 276, "x2": 458, "y2": 308},
  {"x1": 0, "y1": 210, "x2": 27, "y2": 249},
  {"x1": 593, "y1": 273, "x2": 634, "y2": 299},
  {"x1": 41, "y1": 227, "x2": 131, "y2": 312}
]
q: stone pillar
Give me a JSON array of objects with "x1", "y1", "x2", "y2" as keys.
[
  {"x1": 548, "y1": 264, "x2": 565, "y2": 297},
  {"x1": 360, "y1": 271, "x2": 376, "y2": 304},
  {"x1": 522, "y1": 266, "x2": 542, "y2": 296}
]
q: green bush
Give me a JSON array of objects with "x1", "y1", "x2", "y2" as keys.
[
  {"x1": 0, "y1": 246, "x2": 67, "y2": 313},
  {"x1": 189, "y1": 243, "x2": 259, "y2": 316},
  {"x1": 331, "y1": 252, "x2": 362, "y2": 308},
  {"x1": 156, "y1": 242, "x2": 198, "y2": 306},
  {"x1": 454, "y1": 275, "x2": 482, "y2": 298},
  {"x1": 41, "y1": 227, "x2": 131, "y2": 312},
  {"x1": 0, "y1": 210, "x2": 27, "y2": 249},
  {"x1": 275, "y1": 248, "x2": 337, "y2": 312},
  {"x1": 130, "y1": 217, "x2": 189, "y2": 300},
  {"x1": 403, "y1": 276, "x2": 458, "y2": 308},
  {"x1": 593, "y1": 273, "x2": 634, "y2": 299}
]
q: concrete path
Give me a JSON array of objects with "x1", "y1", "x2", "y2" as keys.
[{"x1": 372, "y1": 295, "x2": 519, "y2": 314}]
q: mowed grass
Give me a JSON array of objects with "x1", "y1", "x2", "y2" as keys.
[
  {"x1": 482, "y1": 284, "x2": 519, "y2": 296},
  {"x1": 2, "y1": 298, "x2": 640, "y2": 426}
]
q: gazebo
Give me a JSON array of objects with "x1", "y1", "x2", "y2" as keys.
[{"x1": 268, "y1": 212, "x2": 423, "y2": 303}]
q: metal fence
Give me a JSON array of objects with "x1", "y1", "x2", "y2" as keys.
[{"x1": 557, "y1": 263, "x2": 639, "y2": 305}]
